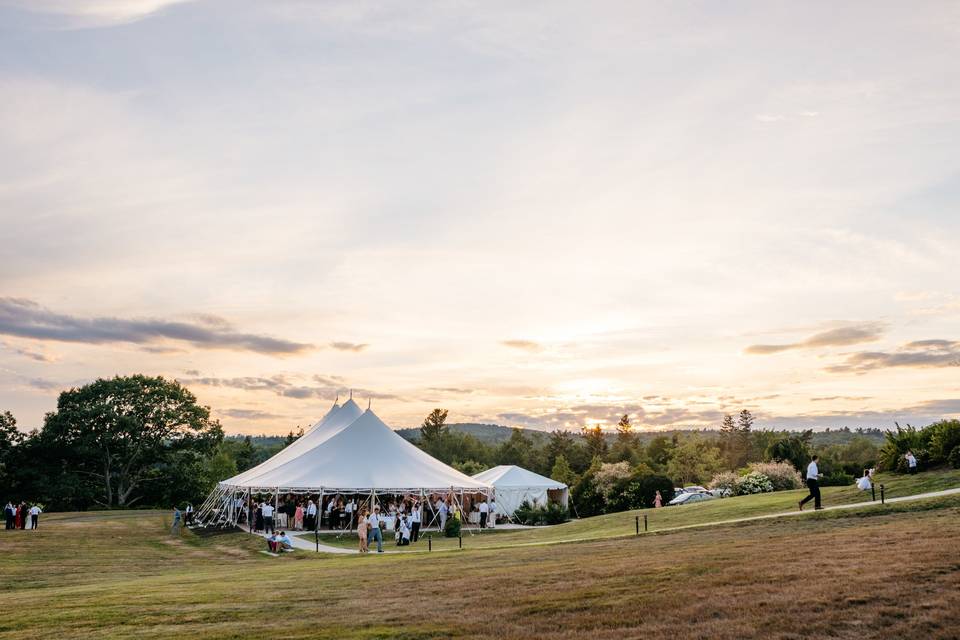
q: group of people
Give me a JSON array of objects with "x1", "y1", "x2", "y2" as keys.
[
  {"x1": 4, "y1": 501, "x2": 41, "y2": 530},
  {"x1": 354, "y1": 500, "x2": 427, "y2": 553},
  {"x1": 266, "y1": 530, "x2": 293, "y2": 553}
]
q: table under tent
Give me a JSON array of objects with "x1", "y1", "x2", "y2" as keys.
[
  {"x1": 194, "y1": 398, "x2": 492, "y2": 536},
  {"x1": 471, "y1": 464, "x2": 569, "y2": 521}
]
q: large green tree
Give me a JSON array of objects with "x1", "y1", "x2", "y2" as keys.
[
  {"x1": 420, "y1": 408, "x2": 449, "y2": 444},
  {"x1": 42, "y1": 375, "x2": 223, "y2": 508}
]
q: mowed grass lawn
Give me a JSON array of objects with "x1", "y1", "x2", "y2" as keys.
[
  {"x1": 1, "y1": 474, "x2": 959, "y2": 639},
  {"x1": 304, "y1": 467, "x2": 960, "y2": 552}
]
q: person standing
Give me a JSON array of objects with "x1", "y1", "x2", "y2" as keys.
[
  {"x1": 905, "y1": 451, "x2": 918, "y2": 475},
  {"x1": 799, "y1": 455, "x2": 823, "y2": 511},
  {"x1": 171, "y1": 506, "x2": 183, "y2": 536},
  {"x1": 357, "y1": 508, "x2": 369, "y2": 553},
  {"x1": 438, "y1": 500, "x2": 448, "y2": 531},
  {"x1": 306, "y1": 499, "x2": 317, "y2": 531},
  {"x1": 15, "y1": 503, "x2": 24, "y2": 529},
  {"x1": 294, "y1": 502, "x2": 304, "y2": 531},
  {"x1": 29, "y1": 504, "x2": 41, "y2": 530},
  {"x1": 367, "y1": 505, "x2": 384, "y2": 553},
  {"x1": 4, "y1": 502, "x2": 14, "y2": 530},
  {"x1": 261, "y1": 501, "x2": 275, "y2": 534},
  {"x1": 654, "y1": 490, "x2": 663, "y2": 508},
  {"x1": 488, "y1": 498, "x2": 497, "y2": 528},
  {"x1": 410, "y1": 500, "x2": 421, "y2": 542},
  {"x1": 185, "y1": 503, "x2": 194, "y2": 525},
  {"x1": 478, "y1": 499, "x2": 489, "y2": 529}
]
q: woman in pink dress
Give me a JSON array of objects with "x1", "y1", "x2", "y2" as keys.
[
  {"x1": 654, "y1": 490, "x2": 662, "y2": 508},
  {"x1": 294, "y1": 502, "x2": 304, "y2": 530}
]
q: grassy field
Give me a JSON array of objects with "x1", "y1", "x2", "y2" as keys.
[
  {"x1": 301, "y1": 467, "x2": 960, "y2": 552},
  {"x1": 2, "y1": 470, "x2": 959, "y2": 639}
]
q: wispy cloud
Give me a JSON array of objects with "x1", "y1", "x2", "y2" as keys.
[
  {"x1": 178, "y1": 374, "x2": 398, "y2": 402},
  {"x1": 0, "y1": 298, "x2": 314, "y2": 356},
  {"x1": 329, "y1": 341, "x2": 369, "y2": 352},
  {"x1": 219, "y1": 408, "x2": 284, "y2": 420},
  {"x1": 826, "y1": 339, "x2": 960, "y2": 373},
  {"x1": 501, "y1": 339, "x2": 542, "y2": 352},
  {"x1": 1, "y1": 340, "x2": 55, "y2": 362},
  {"x1": 746, "y1": 323, "x2": 885, "y2": 355}
]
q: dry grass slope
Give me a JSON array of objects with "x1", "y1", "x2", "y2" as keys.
[{"x1": 1, "y1": 483, "x2": 959, "y2": 639}]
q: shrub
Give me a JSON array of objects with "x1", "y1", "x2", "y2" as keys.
[
  {"x1": 747, "y1": 461, "x2": 803, "y2": 491},
  {"x1": 735, "y1": 471, "x2": 774, "y2": 495},
  {"x1": 929, "y1": 420, "x2": 960, "y2": 464},
  {"x1": 709, "y1": 471, "x2": 739, "y2": 495},
  {"x1": 878, "y1": 424, "x2": 931, "y2": 471},
  {"x1": 948, "y1": 446, "x2": 960, "y2": 470},
  {"x1": 443, "y1": 514, "x2": 461, "y2": 538},
  {"x1": 820, "y1": 471, "x2": 854, "y2": 487},
  {"x1": 513, "y1": 500, "x2": 569, "y2": 525}
]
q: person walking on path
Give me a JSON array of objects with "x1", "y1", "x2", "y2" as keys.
[
  {"x1": 171, "y1": 506, "x2": 183, "y2": 535},
  {"x1": 906, "y1": 451, "x2": 918, "y2": 474},
  {"x1": 367, "y1": 505, "x2": 384, "y2": 553},
  {"x1": 28, "y1": 504, "x2": 41, "y2": 529},
  {"x1": 654, "y1": 490, "x2": 663, "y2": 508},
  {"x1": 799, "y1": 455, "x2": 823, "y2": 511}
]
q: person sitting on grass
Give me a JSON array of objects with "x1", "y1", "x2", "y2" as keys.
[
  {"x1": 267, "y1": 532, "x2": 278, "y2": 553},
  {"x1": 275, "y1": 531, "x2": 293, "y2": 552}
]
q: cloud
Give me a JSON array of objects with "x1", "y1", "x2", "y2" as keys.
[
  {"x1": 329, "y1": 341, "x2": 369, "y2": 352},
  {"x1": 826, "y1": 339, "x2": 960, "y2": 373},
  {"x1": 178, "y1": 374, "x2": 398, "y2": 402},
  {"x1": 219, "y1": 408, "x2": 283, "y2": 420},
  {"x1": 1, "y1": 0, "x2": 195, "y2": 27},
  {"x1": 1, "y1": 340, "x2": 54, "y2": 362},
  {"x1": 746, "y1": 322, "x2": 885, "y2": 355},
  {"x1": 0, "y1": 298, "x2": 313, "y2": 356},
  {"x1": 501, "y1": 339, "x2": 542, "y2": 352}
]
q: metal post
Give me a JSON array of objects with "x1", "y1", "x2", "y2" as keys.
[
  {"x1": 880, "y1": 484, "x2": 885, "y2": 504},
  {"x1": 459, "y1": 532, "x2": 462, "y2": 549},
  {"x1": 871, "y1": 484, "x2": 876, "y2": 502},
  {"x1": 644, "y1": 514, "x2": 648, "y2": 532},
  {"x1": 635, "y1": 516, "x2": 639, "y2": 535},
  {"x1": 428, "y1": 534, "x2": 432, "y2": 552}
]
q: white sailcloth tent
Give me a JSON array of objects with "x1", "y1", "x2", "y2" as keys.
[
  {"x1": 197, "y1": 398, "x2": 491, "y2": 526},
  {"x1": 471, "y1": 465, "x2": 569, "y2": 517}
]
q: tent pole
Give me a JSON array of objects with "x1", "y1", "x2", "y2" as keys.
[{"x1": 318, "y1": 488, "x2": 324, "y2": 534}]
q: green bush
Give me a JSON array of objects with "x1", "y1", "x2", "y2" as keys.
[
  {"x1": 513, "y1": 500, "x2": 570, "y2": 525},
  {"x1": 929, "y1": 420, "x2": 960, "y2": 464},
  {"x1": 443, "y1": 514, "x2": 461, "y2": 538},
  {"x1": 878, "y1": 424, "x2": 931, "y2": 471},
  {"x1": 735, "y1": 471, "x2": 774, "y2": 495},
  {"x1": 948, "y1": 446, "x2": 960, "y2": 470}
]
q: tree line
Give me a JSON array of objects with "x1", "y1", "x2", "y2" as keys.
[{"x1": 1, "y1": 374, "x2": 951, "y2": 514}]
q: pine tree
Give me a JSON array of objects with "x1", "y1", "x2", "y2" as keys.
[
  {"x1": 550, "y1": 454, "x2": 576, "y2": 486},
  {"x1": 419, "y1": 408, "x2": 449, "y2": 443}
]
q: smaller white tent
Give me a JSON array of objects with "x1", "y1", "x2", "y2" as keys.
[{"x1": 472, "y1": 465, "x2": 569, "y2": 517}]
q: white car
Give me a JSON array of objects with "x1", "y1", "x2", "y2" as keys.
[{"x1": 668, "y1": 492, "x2": 716, "y2": 506}]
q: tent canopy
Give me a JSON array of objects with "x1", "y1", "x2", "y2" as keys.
[
  {"x1": 219, "y1": 402, "x2": 490, "y2": 493},
  {"x1": 471, "y1": 465, "x2": 568, "y2": 516}
]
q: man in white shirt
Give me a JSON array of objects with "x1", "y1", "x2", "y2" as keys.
[
  {"x1": 306, "y1": 499, "x2": 317, "y2": 531},
  {"x1": 799, "y1": 455, "x2": 823, "y2": 511},
  {"x1": 488, "y1": 499, "x2": 497, "y2": 528},
  {"x1": 367, "y1": 505, "x2": 384, "y2": 553},
  {"x1": 410, "y1": 501, "x2": 422, "y2": 542},
  {"x1": 261, "y1": 502, "x2": 275, "y2": 533},
  {"x1": 29, "y1": 504, "x2": 41, "y2": 530},
  {"x1": 478, "y1": 499, "x2": 489, "y2": 529},
  {"x1": 345, "y1": 499, "x2": 355, "y2": 530},
  {"x1": 906, "y1": 451, "x2": 918, "y2": 474}
]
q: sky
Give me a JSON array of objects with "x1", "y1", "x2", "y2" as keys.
[{"x1": 1, "y1": 1, "x2": 959, "y2": 435}]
